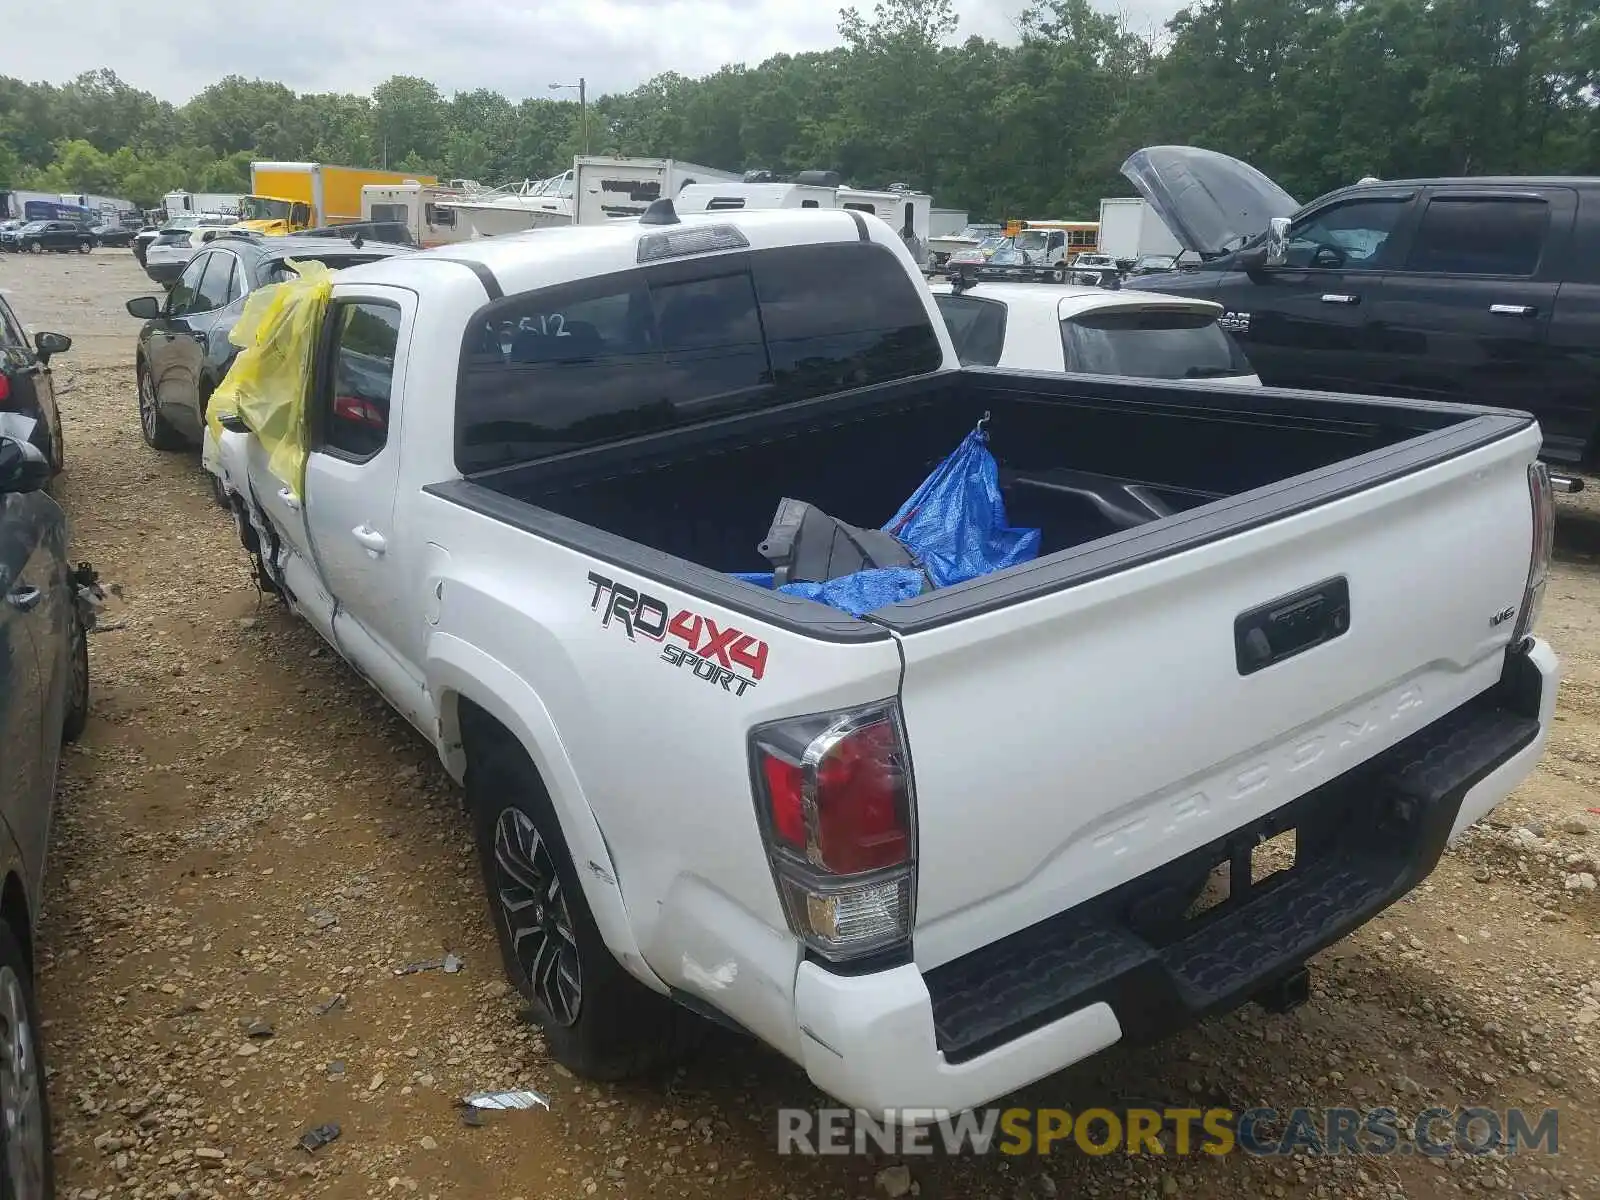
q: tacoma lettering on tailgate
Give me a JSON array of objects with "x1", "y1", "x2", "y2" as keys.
[{"x1": 586, "y1": 571, "x2": 768, "y2": 697}]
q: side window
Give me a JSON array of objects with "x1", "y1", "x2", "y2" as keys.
[
  {"x1": 1403, "y1": 196, "x2": 1550, "y2": 276},
  {"x1": 370, "y1": 202, "x2": 407, "y2": 223},
  {"x1": 226, "y1": 257, "x2": 246, "y2": 304},
  {"x1": 0, "y1": 298, "x2": 27, "y2": 350},
  {"x1": 322, "y1": 301, "x2": 401, "y2": 460},
  {"x1": 1285, "y1": 198, "x2": 1410, "y2": 270},
  {"x1": 933, "y1": 294, "x2": 1008, "y2": 367},
  {"x1": 194, "y1": 253, "x2": 235, "y2": 313},
  {"x1": 168, "y1": 253, "x2": 211, "y2": 317},
  {"x1": 425, "y1": 203, "x2": 456, "y2": 228}
]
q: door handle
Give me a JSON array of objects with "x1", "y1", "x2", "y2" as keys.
[
  {"x1": 6, "y1": 586, "x2": 42, "y2": 612},
  {"x1": 276, "y1": 487, "x2": 301, "y2": 512},
  {"x1": 1489, "y1": 303, "x2": 1536, "y2": 317},
  {"x1": 1319, "y1": 293, "x2": 1360, "y2": 305},
  {"x1": 351, "y1": 525, "x2": 387, "y2": 556}
]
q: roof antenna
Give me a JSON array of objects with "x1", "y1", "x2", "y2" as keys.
[
  {"x1": 351, "y1": 231, "x2": 365, "y2": 248},
  {"x1": 639, "y1": 198, "x2": 681, "y2": 226}
]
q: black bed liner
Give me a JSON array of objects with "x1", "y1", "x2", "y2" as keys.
[{"x1": 424, "y1": 367, "x2": 1533, "y2": 642}]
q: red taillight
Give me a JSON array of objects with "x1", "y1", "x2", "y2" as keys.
[
  {"x1": 761, "y1": 753, "x2": 806, "y2": 849},
  {"x1": 814, "y1": 721, "x2": 909, "y2": 873},
  {"x1": 0, "y1": 374, "x2": 10, "y2": 405},
  {"x1": 751, "y1": 702, "x2": 917, "y2": 960}
]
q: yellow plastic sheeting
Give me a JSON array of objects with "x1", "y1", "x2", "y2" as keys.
[{"x1": 207, "y1": 259, "x2": 333, "y2": 499}]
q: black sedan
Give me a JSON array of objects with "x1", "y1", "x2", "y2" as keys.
[
  {"x1": 0, "y1": 293, "x2": 70, "y2": 478},
  {"x1": 6, "y1": 222, "x2": 93, "y2": 255},
  {"x1": 0, "y1": 432, "x2": 93, "y2": 1200},
  {"x1": 90, "y1": 223, "x2": 135, "y2": 249},
  {"x1": 126, "y1": 233, "x2": 413, "y2": 451}
]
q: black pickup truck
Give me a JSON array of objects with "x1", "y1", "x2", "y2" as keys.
[{"x1": 1123, "y1": 147, "x2": 1600, "y2": 468}]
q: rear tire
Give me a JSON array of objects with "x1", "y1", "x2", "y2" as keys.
[
  {"x1": 26, "y1": 242, "x2": 41, "y2": 255},
  {"x1": 466, "y1": 723, "x2": 693, "y2": 1081},
  {"x1": 0, "y1": 918, "x2": 53, "y2": 1200},
  {"x1": 136, "y1": 362, "x2": 186, "y2": 451},
  {"x1": 78, "y1": 241, "x2": 92, "y2": 254}
]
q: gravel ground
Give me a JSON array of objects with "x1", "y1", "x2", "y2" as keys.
[{"x1": 3, "y1": 248, "x2": 1598, "y2": 1200}]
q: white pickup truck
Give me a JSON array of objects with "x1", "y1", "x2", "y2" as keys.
[{"x1": 208, "y1": 201, "x2": 1558, "y2": 1117}]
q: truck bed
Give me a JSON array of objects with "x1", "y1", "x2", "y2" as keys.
[{"x1": 439, "y1": 368, "x2": 1528, "y2": 632}]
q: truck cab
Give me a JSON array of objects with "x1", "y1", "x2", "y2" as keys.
[{"x1": 1126, "y1": 145, "x2": 1600, "y2": 467}]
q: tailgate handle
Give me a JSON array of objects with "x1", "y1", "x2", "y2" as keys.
[{"x1": 1235, "y1": 577, "x2": 1350, "y2": 676}]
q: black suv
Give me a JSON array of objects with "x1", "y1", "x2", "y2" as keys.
[
  {"x1": 8, "y1": 221, "x2": 94, "y2": 255},
  {"x1": 125, "y1": 232, "x2": 413, "y2": 450},
  {"x1": 1122, "y1": 146, "x2": 1600, "y2": 466}
]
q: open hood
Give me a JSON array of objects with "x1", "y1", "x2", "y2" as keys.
[{"x1": 1120, "y1": 145, "x2": 1298, "y2": 257}]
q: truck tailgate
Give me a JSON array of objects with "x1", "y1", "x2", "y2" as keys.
[{"x1": 896, "y1": 428, "x2": 1540, "y2": 970}]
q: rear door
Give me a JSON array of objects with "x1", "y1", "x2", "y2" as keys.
[
  {"x1": 1546, "y1": 190, "x2": 1600, "y2": 464},
  {"x1": 1214, "y1": 190, "x2": 1415, "y2": 392},
  {"x1": 150, "y1": 253, "x2": 213, "y2": 426},
  {"x1": 300, "y1": 286, "x2": 425, "y2": 726},
  {"x1": 1369, "y1": 187, "x2": 1571, "y2": 441},
  {"x1": 0, "y1": 492, "x2": 51, "y2": 875}
]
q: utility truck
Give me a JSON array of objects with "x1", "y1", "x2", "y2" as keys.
[{"x1": 238, "y1": 162, "x2": 438, "y2": 235}]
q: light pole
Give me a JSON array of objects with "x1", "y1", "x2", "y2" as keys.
[{"x1": 549, "y1": 78, "x2": 588, "y2": 156}]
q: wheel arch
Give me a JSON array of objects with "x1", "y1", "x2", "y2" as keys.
[
  {"x1": 428, "y1": 637, "x2": 665, "y2": 995},
  {"x1": 0, "y1": 871, "x2": 33, "y2": 971}
]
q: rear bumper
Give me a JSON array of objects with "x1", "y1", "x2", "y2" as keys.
[
  {"x1": 794, "y1": 640, "x2": 1556, "y2": 1115},
  {"x1": 144, "y1": 259, "x2": 184, "y2": 285}
]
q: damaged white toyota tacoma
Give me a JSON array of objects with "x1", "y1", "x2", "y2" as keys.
[{"x1": 208, "y1": 200, "x2": 1558, "y2": 1116}]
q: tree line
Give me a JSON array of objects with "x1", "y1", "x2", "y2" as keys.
[{"x1": 1, "y1": 0, "x2": 1595, "y2": 219}]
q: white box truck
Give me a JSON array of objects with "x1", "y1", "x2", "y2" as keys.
[
  {"x1": 1098, "y1": 196, "x2": 1182, "y2": 264},
  {"x1": 573, "y1": 157, "x2": 741, "y2": 225}
]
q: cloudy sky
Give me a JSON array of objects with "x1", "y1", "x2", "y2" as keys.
[{"x1": 9, "y1": 0, "x2": 1187, "y2": 103}]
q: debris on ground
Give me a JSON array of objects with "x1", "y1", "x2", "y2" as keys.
[
  {"x1": 297, "y1": 1123, "x2": 342, "y2": 1153},
  {"x1": 394, "y1": 951, "x2": 464, "y2": 977},
  {"x1": 461, "y1": 1088, "x2": 551, "y2": 1112}
]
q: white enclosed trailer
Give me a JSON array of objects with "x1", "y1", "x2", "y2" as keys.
[{"x1": 1097, "y1": 196, "x2": 1182, "y2": 262}]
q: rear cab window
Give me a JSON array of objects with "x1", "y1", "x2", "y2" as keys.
[
  {"x1": 1061, "y1": 308, "x2": 1253, "y2": 380},
  {"x1": 933, "y1": 293, "x2": 1008, "y2": 366},
  {"x1": 455, "y1": 241, "x2": 943, "y2": 471}
]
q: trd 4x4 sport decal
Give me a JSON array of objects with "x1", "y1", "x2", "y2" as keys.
[{"x1": 587, "y1": 571, "x2": 769, "y2": 697}]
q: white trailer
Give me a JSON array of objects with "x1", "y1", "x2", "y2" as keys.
[
  {"x1": 930, "y1": 208, "x2": 969, "y2": 238},
  {"x1": 675, "y1": 178, "x2": 935, "y2": 266},
  {"x1": 163, "y1": 191, "x2": 243, "y2": 217},
  {"x1": 1097, "y1": 196, "x2": 1182, "y2": 263},
  {"x1": 361, "y1": 181, "x2": 475, "y2": 247},
  {"x1": 573, "y1": 157, "x2": 742, "y2": 225}
]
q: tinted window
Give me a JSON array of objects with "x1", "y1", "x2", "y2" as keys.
[
  {"x1": 1061, "y1": 309, "x2": 1252, "y2": 380},
  {"x1": 168, "y1": 254, "x2": 211, "y2": 316},
  {"x1": 0, "y1": 298, "x2": 26, "y2": 350},
  {"x1": 322, "y1": 301, "x2": 401, "y2": 459},
  {"x1": 934, "y1": 294, "x2": 1008, "y2": 367},
  {"x1": 751, "y1": 242, "x2": 942, "y2": 398},
  {"x1": 456, "y1": 242, "x2": 941, "y2": 471},
  {"x1": 194, "y1": 253, "x2": 235, "y2": 312},
  {"x1": 1285, "y1": 198, "x2": 1409, "y2": 270},
  {"x1": 653, "y1": 270, "x2": 768, "y2": 410},
  {"x1": 1404, "y1": 196, "x2": 1549, "y2": 276}
]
